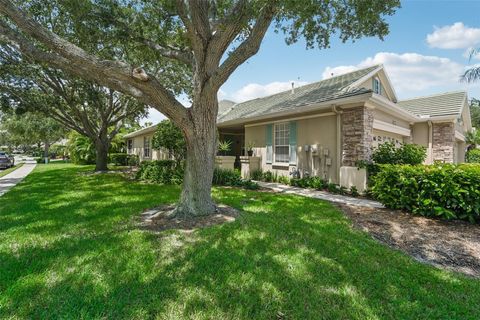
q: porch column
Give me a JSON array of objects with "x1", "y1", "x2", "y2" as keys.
[
  {"x1": 240, "y1": 156, "x2": 261, "y2": 179},
  {"x1": 341, "y1": 106, "x2": 374, "y2": 166},
  {"x1": 339, "y1": 106, "x2": 373, "y2": 193},
  {"x1": 432, "y1": 122, "x2": 455, "y2": 163}
]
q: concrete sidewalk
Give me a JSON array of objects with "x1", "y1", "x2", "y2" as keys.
[
  {"x1": 257, "y1": 181, "x2": 384, "y2": 208},
  {"x1": 0, "y1": 163, "x2": 37, "y2": 197}
]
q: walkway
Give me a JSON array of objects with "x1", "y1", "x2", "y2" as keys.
[
  {"x1": 257, "y1": 181, "x2": 384, "y2": 208},
  {"x1": 0, "y1": 163, "x2": 36, "y2": 197}
]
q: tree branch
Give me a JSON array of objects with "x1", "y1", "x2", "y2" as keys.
[
  {"x1": 0, "y1": 0, "x2": 191, "y2": 127},
  {"x1": 210, "y1": 3, "x2": 276, "y2": 90}
]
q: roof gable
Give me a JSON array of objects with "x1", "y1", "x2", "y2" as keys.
[
  {"x1": 218, "y1": 65, "x2": 380, "y2": 123},
  {"x1": 351, "y1": 67, "x2": 398, "y2": 102},
  {"x1": 398, "y1": 91, "x2": 467, "y2": 118}
]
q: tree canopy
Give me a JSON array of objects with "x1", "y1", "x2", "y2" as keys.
[
  {"x1": 152, "y1": 119, "x2": 186, "y2": 161},
  {"x1": 0, "y1": 111, "x2": 64, "y2": 152},
  {"x1": 0, "y1": 0, "x2": 401, "y2": 216}
]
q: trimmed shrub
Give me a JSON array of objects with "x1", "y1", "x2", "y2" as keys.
[
  {"x1": 466, "y1": 149, "x2": 480, "y2": 163},
  {"x1": 213, "y1": 168, "x2": 259, "y2": 189},
  {"x1": 109, "y1": 153, "x2": 128, "y2": 166},
  {"x1": 277, "y1": 175, "x2": 290, "y2": 185},
  {"x1": 262, "y1": 170, "x2": 275, "y2": 182},
  {"x1": 372, "y1": 164, "x2": 480, "y2": 222},
  {"x1": 127, "y1": 154, "x2": 140, "y2": 166},
  {"x1": 136, "y1": 160, "x2": 183, "y2": 184},
  {"x1": 372, "y1": 142, "x2": 426, "y2": 165},
  {"x1": 251, "y1": 169, "x2": 263, "y2": 181},
  {"x1": 213, "y1": 168, "x2": 243, "y2": 186},
  {"x1": 109, "y1": 153, "x2": 139, "y2": 166}
]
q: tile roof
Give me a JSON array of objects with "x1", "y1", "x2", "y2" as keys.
[
  {"x1": 398, "y1": 91, "x2": 467, "y2": 118},
  {"x1": 123, "y1": 124, "x2": 157, "y2": 138},
  {"x1": 218, "y1": 65, "x2": 380, "y2": 123},
  {"x1": 218, "y1": 100, "x2": 236, "y2": 116}
]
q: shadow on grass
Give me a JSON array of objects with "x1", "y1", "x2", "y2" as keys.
[{"x1": 0, "y1": 164, "x2": 479, "y2": 319}]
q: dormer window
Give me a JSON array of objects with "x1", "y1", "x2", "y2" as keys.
[{"x1": 373, "y1": 77, "x2": 382, "y2": 95}]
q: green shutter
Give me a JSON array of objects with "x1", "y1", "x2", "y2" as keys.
[
  {"x1": 266, "y1": 124, "x2": 273, "y2": 164},
  {"x1": 289, "y1": 121, "x2": 297, "y2": 165}
]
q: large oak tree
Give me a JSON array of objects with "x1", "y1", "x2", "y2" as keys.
[{"x1": 0, "y1": 0, "x2": 400, "y2": 217}]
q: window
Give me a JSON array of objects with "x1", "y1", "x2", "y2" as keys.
[
  {"x1": 127, "y1": 139, "x2": 133, "y2": 154},
  {"x1": 373, "y1": 77, "x2": 382, "y2": 95},
  {"x1": 274, "y1": 122, "x2": 290, "y2": 163},
  {"x1": 143, "y1": 136, "x2": 151, "y2": 158}
]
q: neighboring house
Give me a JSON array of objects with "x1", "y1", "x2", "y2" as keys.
[
  {"x1": 126, "y1": 65, "x2": 472, "y2": 190},
  {"x1": 123, "y1": 124, "x2": 170, "y2": 162}
]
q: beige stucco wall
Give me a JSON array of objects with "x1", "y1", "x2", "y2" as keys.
[
  {"x1": 245, "y1": 114, "x2": 339, "y2": 182},
  {"x1": 126, "y1": 133, "x2": 168, "y2": 162},
  {"x1": 360, "y1": 77, "x2": 390, "y2": 100},
  {"x1": 411, "y1": 122, "x2": 432, "y2": 163},
  {"x1": 373, "y1": 109, "x2": 410, "y2": 129},
  {"x1": 371, "y1": 129, "x2": 406, "y2": 149}
]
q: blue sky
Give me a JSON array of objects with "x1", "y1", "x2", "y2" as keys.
[{"x1": 145, "y1": 0, "x2": 480, "y2": 124}]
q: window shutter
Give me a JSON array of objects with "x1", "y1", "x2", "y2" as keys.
[
  {"x1": 289, "y1": 121, "x2": 297, "y2": 165},
  {"x1": 266, "y1": 124, "x2": 273, "y2": 164}
]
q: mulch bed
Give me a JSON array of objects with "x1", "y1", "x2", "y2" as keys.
[
  {"x1": 139, "y1": 204, "x2": 240, "y2": 232},
  {"x1": 339, "y1": 204, "x2": 480, "y2": 278}
]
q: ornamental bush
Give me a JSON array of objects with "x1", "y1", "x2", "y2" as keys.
[
  {"x1": 136, "y1": 160, "x2": 183, "y2": 184},
  {"x1": 371, "y1": 164, "x2": 480, "y2": 223},
  {"x1": 372, "y1": 142, "x2": 426, "y2": 165},
  {"x1": 212, "y1": 168, "x2": 259, "y2": 190},
  {"x1": 466, "y1": 149, "x2": 480, "y2": 163}
]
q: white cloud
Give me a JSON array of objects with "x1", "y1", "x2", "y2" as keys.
[
  {"x1": 426, "y1": 22, "x2": 480, "y2": 49},
  {"x1": 230, "y1": 81, "x2": 308, "y2": 102},
  {"x1": 322, "y1": 52, "x2": 464, "y2": 95}
]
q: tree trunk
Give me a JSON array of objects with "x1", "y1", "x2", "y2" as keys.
[
  {"x1": 43, "y1": 141, "x2": 50, "y2": 164},
  {"x1": 94, "y1": 132, "x2": 110, "y2": 172},
  {"x1": 174, "y1": 95, "x2": 218, "y2": 218}
]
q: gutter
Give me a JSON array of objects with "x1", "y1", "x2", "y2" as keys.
[{"x1": 332, "y1": 105, "x2": 342, "y2": 182}]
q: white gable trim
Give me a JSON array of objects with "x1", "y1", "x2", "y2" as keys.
[
  {"x1": 373, "y1": 119, "x2": 411, "y2": 137},
  {"x1": 347, "y1": 65, "x2": 398, "y2": 102}
]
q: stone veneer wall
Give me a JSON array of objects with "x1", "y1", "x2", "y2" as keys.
[
  {"x1": 341, "y1": 107, "x2": 374, "y2": 166},
  {"x1": 432, "y1": 122, "x2": 455, "y2": 163}
]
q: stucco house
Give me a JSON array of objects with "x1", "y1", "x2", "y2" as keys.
[{"x1": 125, "y1": 65, "x2": 472, "y2": 191}]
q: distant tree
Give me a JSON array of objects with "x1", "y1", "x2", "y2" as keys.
[
  {"x1": 0, "y1": 111, "x2": 64, "y2": 160},
  {"x1": 0, "y1": 49, "x2": 147, "y2": 171},
  {"x1": 0, "y1": 0, "x2": 401, "y2": 217},
  {"x1": 152, "y1": 120, "x2": 186, "y2": 162},
  {"x1": 470, "y1": 98, "x2": 480, "y2": 129}
]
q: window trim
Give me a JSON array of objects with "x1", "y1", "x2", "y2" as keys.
[
  {"x1": 373, "y1": 77, "x2": 382, "y2": 95},
  {"x1": 127, "y1": 139, "x2": 133, "y2": 154},
  {"x1": 143, "y1": 136, "x2": 151, "y2": 158},
  {"x1": 273, "y1": 122, "x2": 291, "y2": 166}
]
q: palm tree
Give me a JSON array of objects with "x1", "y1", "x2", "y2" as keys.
[
  {"x1": 465, "y1": 130, "x2": 480, "y2": 151},
  {"x1": 462, "y1": 49, "x2": 480, "y2": 83}
]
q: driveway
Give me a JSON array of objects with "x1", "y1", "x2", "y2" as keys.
[{"x1": 0, "y1": 161, "x2": 36, "y2": 196}]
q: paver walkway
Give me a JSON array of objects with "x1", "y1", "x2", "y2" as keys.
[
  {"x1": 257, "y1": 181, "x2": 384, "y2": 208},
  {"x1": 0, "y1": 163, "x2": 36, "y2": 197}
]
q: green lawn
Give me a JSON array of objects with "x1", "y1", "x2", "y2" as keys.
[
  {"x1": 0, "y1": 163, "x2": 479, "y2": 319},
  {"x1": 0, "y1": 163, "x2": 23, "y2": 178}
]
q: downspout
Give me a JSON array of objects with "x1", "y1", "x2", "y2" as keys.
[
  {"x1": 428, "y1": 121, "x2": 433, "y2": 164},
  {"x1": 332, "y1": 105, "x2": 342, "y2": 182}
]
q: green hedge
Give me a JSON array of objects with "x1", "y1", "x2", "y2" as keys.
[
  {"x1": 466, "y1": 149, "x2": 480, "y2": 163},
  {"x1": 136, "y1": 163, "x2": 258, "y2": 189},
  {"x1": 213, "y1": 168, "x2": 259, "y2": 190},
  {"x1": 371, "y1": 164, "x2": 480, "y2": 222},
  {"x1": 136, "y1": 160, "x2": 183, "y2": 184},
  {"x1": 109, "y1": 153, "x2": 139, "y2": 166}
]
